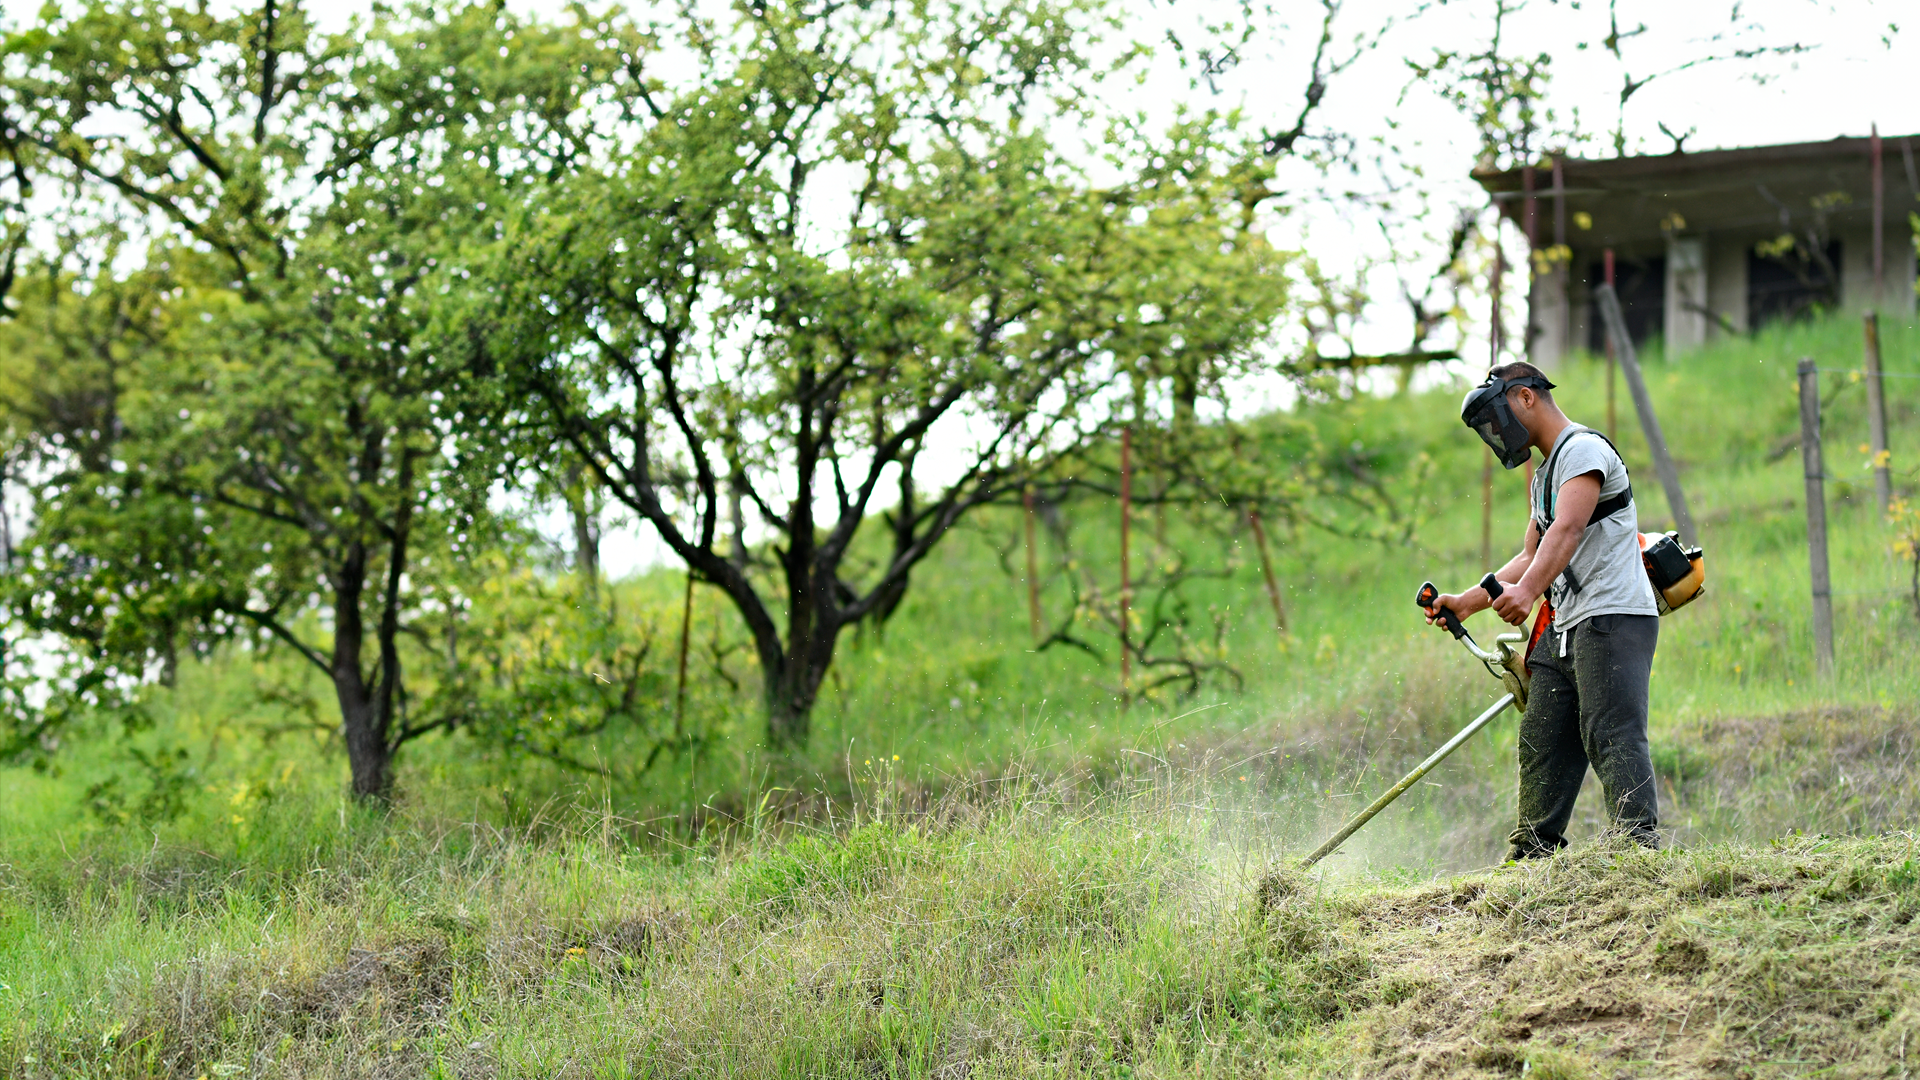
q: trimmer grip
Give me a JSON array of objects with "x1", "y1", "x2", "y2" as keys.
[
  {"x1": 1479, "y1": 573, "x2": 1504, "y2": 601},
  {"x1": 1416, "y1": 581, "x2": 1466, "y2": 639}
]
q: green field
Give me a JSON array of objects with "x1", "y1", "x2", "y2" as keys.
[{"x1": 4, "y1": 313, "x2": 1919, "y2": 1077}]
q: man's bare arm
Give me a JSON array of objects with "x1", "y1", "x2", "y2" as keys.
[
  {"x1": 1489, "y1": 472, "x2": 1600, "y2": 625},
  {"x1": 1428, "y1": 471, "x2": 1602, "y2": 628}
]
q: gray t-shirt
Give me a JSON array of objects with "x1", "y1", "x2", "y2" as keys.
[{"x1": 1530, "y1": 425, "x2": 1658, "y2": 628}]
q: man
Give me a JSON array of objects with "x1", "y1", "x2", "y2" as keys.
[{"x1": 1426, "y1": 362, "x2": 1661, "y2": 859}]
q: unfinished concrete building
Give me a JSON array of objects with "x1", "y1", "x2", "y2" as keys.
[{"x1": 1474, "y1": 134, "x2": 1920, "y2": 368}]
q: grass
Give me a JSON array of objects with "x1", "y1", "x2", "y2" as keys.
[
  {"x1": 1271, "y1": 830, "x2": 1920, "y2": 1078},
  {"x1": 3, "y1": 310, "x2": 1919, "y2": 1076},
  {"x1": 6, "y1": 774, "x2": 1920, "y2": 1077}
]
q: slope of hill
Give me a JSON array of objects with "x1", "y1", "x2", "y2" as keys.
[
  {"x1": 3, "y1": 312, "x2": 1918, "y2": 1077},
  {"x1": 4, "y1": 778, "x2": 1917, "y2": 1078}
]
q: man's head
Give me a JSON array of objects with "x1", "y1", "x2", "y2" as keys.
[
  {"x1": 1461, "y1": 362, "x2": 1564, "y2": 469},
  {"x1": 1490, "y1": 361, "x2": 1561, "y2": 422}
]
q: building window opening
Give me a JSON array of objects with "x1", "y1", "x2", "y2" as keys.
[
  {"x1": 1586, "y1": 256, "x2": 1665, "y2": 354},
  {"x1": 1748, "y1": 239, "x2": 1840, "y2": 328}
]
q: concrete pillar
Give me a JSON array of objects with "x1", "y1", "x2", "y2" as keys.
[
  {"x1": 1527, "y1": 264, "x2": 1572, "y2": 369},
  {"x1": 1704, "y1": 235, "x2": 1747, "y2": 338},
  {"x1": 1841, "y1": 226, "x2": 1915, "y2": 314},
  {"x1": 1665, "y1": 236, "x2": 1707, "y2": 355}
]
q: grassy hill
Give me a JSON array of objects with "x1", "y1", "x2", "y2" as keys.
[
  {"x1": 3, "y1": 311, "x2": 1919, "y2": 1077},
  {"x1": 4, "y1": 781, "x2": 1918, "y2": 1077}
]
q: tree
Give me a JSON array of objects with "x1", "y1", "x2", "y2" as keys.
[
  {"x1": 0, "y1": 1, "x2": 643, "y2": 797},
  {"x1": 482, "y1": 0, "x2": 1290, "y2": 747}
]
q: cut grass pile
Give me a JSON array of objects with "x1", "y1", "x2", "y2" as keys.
[{"x1": 1274, "y1": 835, "x2": 1920, "y2": 1078}]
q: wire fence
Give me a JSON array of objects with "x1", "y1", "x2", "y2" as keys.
[{"x1": 1816, "y1": 366, "x2": 1920, "y2": 378}]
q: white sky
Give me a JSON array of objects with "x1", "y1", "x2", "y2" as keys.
[{"x1": 7, "y1": 0, "x2": 1915, "y2": 575}]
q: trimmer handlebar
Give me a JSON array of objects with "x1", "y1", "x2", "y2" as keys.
[{"x1": 1417, "y1": 575, "x2": 1518, "y2": 667}]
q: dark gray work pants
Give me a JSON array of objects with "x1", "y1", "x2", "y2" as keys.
[{"x1": 1508, "y1": 612, "x2": 1661, "y2": 859}]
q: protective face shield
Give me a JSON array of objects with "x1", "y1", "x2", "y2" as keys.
[{"x1": 1461, "y1": 373, "x2": 1555, "y2": 469}]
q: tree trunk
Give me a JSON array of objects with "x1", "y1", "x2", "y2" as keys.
[
  {"x1": 765, "y1": 680, "x2": 811, "y2": 747},
  {"x1": 158, "y1": 619, "x2": 179, "y2": 687},
  {"x1": 763, "y1": 579, "x2": 843, "y2": 748},
  {"x1": 371, "y1": 451, "x2": 415, "y2": 767},
  {"x1": 728, "y1": 472, "x2": 747, "y2": 571},
  {"x1": 762, "y1": 617, "x2": 825, "y2": 746},
  {"x1": 566, "y1": 462, "x2": 599, "y2": 592},
  {"x1": 330, "y1": 543, "x2": 393, "y2": 800},
  {"x1": 762, "y1": 394, "x2": 851, "y2": 747},
  {"x1": 1171, "y1": 359, "x2": 1200, "y2": 434}
]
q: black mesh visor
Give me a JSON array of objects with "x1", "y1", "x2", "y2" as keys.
[
  {"x1": 1472, "y1": 418, "x2": 1511, "y2": 453},
  {"x1": 1462, "y1": 376, "x2": 1552, "y2": 429},
  {"x1": 1461, "y1": 373, "x2": 1552, "y2": 466}
]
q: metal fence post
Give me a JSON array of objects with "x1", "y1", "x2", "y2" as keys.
[
  {"x1": 1118, "y1": 427, "x2": 1132, "y2": 696},
  {"x1": 1023, "y1": 486, "x2": 1044, "y2": 641},
  {"x1": 1797, "y1": 358, "x2": 1835, "y2": 676}
]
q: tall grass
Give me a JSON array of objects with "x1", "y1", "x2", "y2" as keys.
[{"x1": 6, "y1": 769, "x2": 1920, "y2": 1077}]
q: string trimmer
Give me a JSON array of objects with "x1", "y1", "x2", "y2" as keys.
[{"x1": 1298, "y1": 573, "x2": 1531, "y2": 868}]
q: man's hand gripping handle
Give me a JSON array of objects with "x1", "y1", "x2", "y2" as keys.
[
  {"x1": 1418, "y1": 574, "x2": 1507, "y2": 644},
  {"x1": 1416, "y1": 581, "x2": 1466, "y2": 638},
  {"x1": 1477, "y1": 572, "x2": 1504, "y2": 603}
]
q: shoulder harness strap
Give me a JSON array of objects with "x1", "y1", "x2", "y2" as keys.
[{"x1": 1535, "y1": 428, "x2": 1633, "y2": 534}]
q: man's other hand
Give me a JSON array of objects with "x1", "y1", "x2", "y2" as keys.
[{"x1": 1490, "y1": 582, "x2": 1538, "y2": 625}]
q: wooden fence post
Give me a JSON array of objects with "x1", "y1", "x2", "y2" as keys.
[
  {"x1": 1247, "y1": 506, "x2": 1288, "y2": 637},
  {"x1": 1603, "y1": 249, "x2": 1617, "y2": 444},
  {"x1": 1119, "y1": 427, "x2": 1132, "y2": 696},
  {"x1": 1481, "y1": 447, "x2": 1494, "y2": 569},
  {"x1": 1864, "y1": 312, "x2": 1893, "y2": 516},
  {"x1": 1595, "y1": 284, "x2": 1699, "y2": 547},
  {"x1": 1486, "y1": 223, "x2": 1501, "y2": 571},
  {"x1": 1023, "y1": 486, "x2": 1043, "y2": 642},
  {"x1": 1872, "y1": 124, "x2": 1885, "y2": 306},
  {"x1": 1797, "y1": 358, "x2": 1835, "y2": 677},
  {"x1": 1488, "y1": 227, "x2": 1503, "y2": 363}
]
